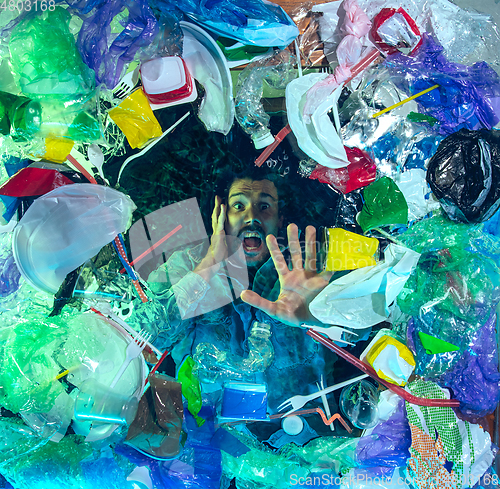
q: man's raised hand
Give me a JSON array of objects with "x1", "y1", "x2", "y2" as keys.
[
  {"x1": 240, "y1": 224, "x2": 333, "y2": 327},
  {"x1": 193, "y1": 196, "x2": 228, "y2": 281}
]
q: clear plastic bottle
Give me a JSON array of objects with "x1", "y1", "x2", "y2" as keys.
[
  {"x1": 193, "y1": 321, "x2": 275, "y2": 383},
  {"x1": 234, "y1": 50, "x2": 296, "y2": 149}
]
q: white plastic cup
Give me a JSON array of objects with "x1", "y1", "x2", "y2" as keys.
[{"x1": 74, "y1": 379, "x2": 139, "y2": 426}]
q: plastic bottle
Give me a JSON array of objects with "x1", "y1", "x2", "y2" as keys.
[
  {"x1": 194, "y1": 321, "x2": 275, "y2": 383},
  {"x1": 234, "y1": 50, "x2": 296, "y2": 149}
]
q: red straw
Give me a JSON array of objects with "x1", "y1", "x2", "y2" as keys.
[
  {"x1": 120, "y1": 224, "x2": 183, "y2": 274},
  {"x1": 307, "y1": 329, "x2": 460, "y2": 408}
]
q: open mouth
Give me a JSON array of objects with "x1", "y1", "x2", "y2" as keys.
[{"x1": 240, "y1": 230, "x2": 264, "y2": 255}]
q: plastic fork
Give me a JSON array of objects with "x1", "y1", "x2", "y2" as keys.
[
  {"x1": 109, "y1": 329, "x2": 152, "y2": 389},
  {"x1": 112, "y1": 66, "x2": 140, "y2": 100},
  {"x1": 277, "y1": 373, "x2": 369, "y2": 415},
  {"x1": 304, "y1": 324, "x2": 357, "y2": 346}
]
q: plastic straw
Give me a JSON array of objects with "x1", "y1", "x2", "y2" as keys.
[
  {"x1": 307, "y1": 329, "x2": 460, "y2": 408},
  {"x1": 372, "y1": 84, "x2": 439, "y2": 118},
  {"x1": 254, "y1": 124, "x2": 292, "y2": 167}
]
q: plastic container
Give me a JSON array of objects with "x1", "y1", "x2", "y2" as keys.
[
  {"x1": 221, "y1": 382, "x2": 268, "y2": 420},
  {"x1": 74, "y1": 378, "x2": 139, "y2": 425},
  {"x1": 140, "y1": 56, "x2": 197, "y2": 108}
]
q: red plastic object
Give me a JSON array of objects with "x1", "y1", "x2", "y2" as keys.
[
  {"x1": 0, "y1": 167, "x2": 74, "y2": 197},
  {"x1": 307, "y1": 329, "x2": 461, "y2": 408},
  {"x1": 370, "y1": 8, "x2": 422, "y2": 56},
  {"x1": 140, "y1": 57, "x2": 194, "y2": 105},
  {"x1": 309, "y1": 146, "x2": 376, "y2": 194}
]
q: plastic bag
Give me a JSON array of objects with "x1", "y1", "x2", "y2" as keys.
[
  {"x1": 76, "y1": 0, "x2": 180, "y2": 89},
  {"x1": 426, "y1": 129, "x2": 500, "y2": 223},
  {"x1": 309, "y1": 146, "x2": 376, "y2": 194},
  {"x1": 12, "y1": 183, "x2": 135, "y2": 294},
  {"x1": 150, "y1": 0, "x2": 298, "y2": 48},
  {"x1": 358, "y1": 177, "x2": 408, "y2": 233},
  {"x1": 9, "y1": 8, "x2": 95, "y2": 99},
  {"x1": 310, "y1": 243, "x2": 420, "y2": 329},
  {"x1": 439, "y1": 312, "x2": 500, "y2": 420},
  {"x1": 405, "y1": 379, "x2": 494, "y2": 489},
  {"x1": 384, "y1": 34, "x2": 500, "y2": 135}
]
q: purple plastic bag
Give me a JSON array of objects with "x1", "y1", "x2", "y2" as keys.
[
  {"x1": 385, "y1": 34, "x2": 500, "y2": 135},
  {"x1": 76, "y1": 0, "x2": 166, "y2": 88},
  {"x1": 440, "y1": 312, "x2": 500, "y2": 419},
  {"x1": 355, "y1": 400, "x2": 412, "y2": 474}
]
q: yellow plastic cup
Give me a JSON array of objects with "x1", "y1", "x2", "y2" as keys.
[
  {"x1": 323, "y1": 228, "x2": 379, "y2": 272},
  {"x1": 109, "y1": 88, "x2": 163, "y2": 149}
]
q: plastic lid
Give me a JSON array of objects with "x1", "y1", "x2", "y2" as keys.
[
  {"x1": 282, "y1": 415, "x2": 304, "y2": 436},
  {"x1": 252, "y1": 131, "x2": 275, "y2": 150}
]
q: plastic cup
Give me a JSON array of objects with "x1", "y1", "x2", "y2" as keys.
[
  {"x1": 340, "y1": 380, "x2": 379, "y2": 429},
  {"x1": 74, "y1": 379, "x2": 139, "y2": 426}
]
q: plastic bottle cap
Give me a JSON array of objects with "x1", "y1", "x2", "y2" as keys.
[
  {"x1": 282, "y1": 415, "x2": 304, "y2": 436},
  {"x1": 252, "y1": 131, "x2": 275, "y2": 150}
]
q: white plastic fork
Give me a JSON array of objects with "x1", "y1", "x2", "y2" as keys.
[
  {"x1": 277, "y1": 373, "x2": 369, "y2": 415},
  {"x1": 109, "y1": 329, "x2": 152, "y2": 389},
  {"x1": 112, "y1": 66, "x2": 140, "y2": 100}
]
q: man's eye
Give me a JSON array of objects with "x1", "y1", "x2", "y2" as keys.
[
  {"x1": 260, "y1": 203, "x2": 270, "y2": 210},
  {"x1": 233, "y1": 202, "x2": 244, "y2": 210}
]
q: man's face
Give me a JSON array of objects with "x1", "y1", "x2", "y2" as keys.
[{"x1": 225, "y1": 178, "x2": 282, "y2": 268}]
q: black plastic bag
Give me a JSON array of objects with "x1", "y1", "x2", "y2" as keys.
[{"x1": 426, "y1": 129, "x2": 500, "y2": 223}]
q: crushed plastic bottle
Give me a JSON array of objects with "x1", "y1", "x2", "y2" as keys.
[
  {"x1": 194, "y1": 321, "x2": 275, "y2": 383},
  {"x1": 235, "y1": 50, "x2": 296, "y2": 149}
]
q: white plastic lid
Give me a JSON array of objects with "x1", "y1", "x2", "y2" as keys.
[
  {"x1": 282, "y1": 415, "x2": 304, "y2": 436},
  {"x1": 252, "y1": 131, "x2": 275, "y2": 150}
]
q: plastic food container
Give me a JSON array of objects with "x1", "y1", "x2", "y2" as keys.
[{"x1": 140, "y1": 56, "x2": 197, "y2": 107}]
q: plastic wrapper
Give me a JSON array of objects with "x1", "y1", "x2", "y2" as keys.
[
  {"x1": 222, "y1": 426, "x2": 358, "y2": 489},
  {"x1": 398, "y1": 214, "x2": 500, "y2": 328},
  {"x1": 157, "y1": 403, "x2": 222, "y2": 489},
  {"x1": 0, "y1": 313, "x2": 145, "y2": 425},
  {"x1": 0, "y1": 233, "x2": 21, "y2": 298},
  {"x1": 426, "y1": 129, "x2": 500, "y2": 223},
  {"x1": 320, "y1": 228, "x2": 379, "y2": 272},
  {"x1": 355, "y1": 399, "x2": 411, "y2": 473},
  {"x1": 150, "y1": 0, "x2": 298, "y2": 48},
  {"x1": 310, "y1": 243, "x2": 420, "y2": 329},
  {"x1": 395, "y1": 169, "x2": 440, "y2": 222},
  {"x1": 76, "y1": 0, "x2": 181, "y2": 89},
  {"x1": 0, "y1": 167, "x2": 74, "y2": 198},
  {"x1": 291, "y1": 3, "x2": 324, "y2": 68},
  {"x1": 439, "y1": 312, "x2": 500, "y2": 419},
  {"x1": 405, "y1": 379, "x2": 494, "y2": 489},
  {"x1": 178, "y1": 356, "x2": 205, "y2": 427},
  {"x1": 125, "y1": 372, "x2": 184, "y2": 459},
  {"x1": 235, "y1": 50, "x2": 296, "y2": 149},
  {"x1": 0, "y1": 433, "x2": 133, "y2": 489},
  {"x1": 109, "y1": 88, "x2": 163, "y2": 149},
  {"x1": 12, "y1": 183, "x2": 136, "y2": 294},
  {"x1": 8, "y1": 8, "x2": 95, "y2": 100},
  {"x1": 303, "y1": 0, "x2": 371, "y2": 123},
  {"x1": 309, "y1": 146, "x2": 376, "y2": 194},
  {"x1": 0, "y1": 91, "x2": 41, "y2": 142},
  {"x1": 358, "y1": 177, "x2": 408, "y2": 232},
  {"x1": 384, "y1": 34, "x2": 500, "y2": 135},
  {"x1": 339, "y1": 66, "x2": 429, "y2": 177},
  {"x1": 194, "y1": 321, "x2": 274, "y2": 384}
]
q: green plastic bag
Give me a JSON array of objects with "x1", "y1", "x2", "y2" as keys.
[
  {"x1": 358, "y1": 177, "x2": 408, "y2": 232},
  {"x1": 177, "y1": 356, "x2": 205, "y2": 427},
  {"x1": 9, "y1": 7, "x2": 95, "y2": 99}
]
